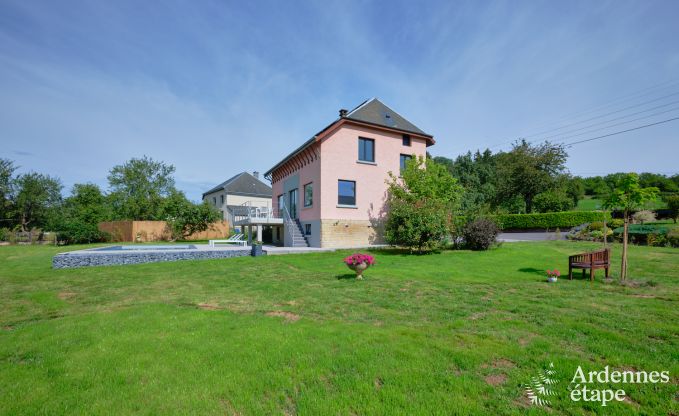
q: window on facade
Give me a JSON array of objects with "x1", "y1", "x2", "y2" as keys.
[
  {"x1": 400, "y1": 154, "x2": 413, "y2": 172},
  {"x1": 358, "y1": 137, "x2": 375, "y2": 162},
  {"x1": 277, "y1": 194, "x2": 284, "y2": 213},
  {"x1": 213, "y1": 197, "x2": 217, "y2": 205},
  {"x1": 338, "y1": 180, "x2": 356, "y2": 206},
  {"x1": 304, "y1": 183, "x2": 313, "y2": 207},
  {"x1": 402, "y1": 134, "x2": 411, "y2": 146},
  {"x1": 220, "y1": 195, "x2": 224, "y2": 204},
  {"x1": 305, "y1": 224, "x2": 311, "y2": 235}
]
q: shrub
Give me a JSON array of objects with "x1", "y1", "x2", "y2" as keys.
[
  {"x1": 588, "y1": 222, "x2": 604, "y2": 231},
  {"x1": 449, "y1": 215, "x2": 469, "y2": 247},
  {"x1": 568, "y1": 223, "x2": 613, "y2": 242},
  {"x1": 632, "y1": 210, "x2": 657, "y2": 224},
  {"x1": 496, "y1": 195, "x2": 526, "y2": 214},
  {"x1": 532, "y1": 190, "x2": 574, "y2": 213},
  {"x1": 462, "y1": 218, "x2": 500, "y2": 250},
  {"x1": 566, "y1": 223, "x2": 589, "y2": 239},
  {"x1": 385, "y1": 157, "x2": 462, "y2": 253},
  {"x1": 608, "y1": 219, "x2": 624, "y2": 229},
  {"x1": 613, "y1": 224, "x2": 670, "y2": 245},
  {"x1": 164, "y1": 194, "x2": 221, "y2": 241},
  {"x1": 385, "y1": 199, "x2": 451, "y2": 253},
  {"x1": 589, "y1": 230, "x2": 604, "y2": 241},
  {"x1": 0, "y1": 227, "x2": 8, "y2": 242},
  {"x1": 667, "y1": 229, "x2": 679, "y2": 248},
  {"x1": 646, "y1": 232, "x2": 667, "y2": 247},
  {"x1": 56, "y1": 221, "x2": 109, "y2": 245},
  {"x1": 492, "y1": 211, "x2": 610, "y2": 230}
]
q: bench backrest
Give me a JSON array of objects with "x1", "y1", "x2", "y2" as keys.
[
  {"x1": 591, "y1": 249, "x2": 609, "y2": 262},
  {"x1": 569, "y1": 248, "x2": 610, "y2": 264}
]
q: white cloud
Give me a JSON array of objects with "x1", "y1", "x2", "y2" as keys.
[{"x1": 1, "y1": 0, "x2": 677, "y2": 203}]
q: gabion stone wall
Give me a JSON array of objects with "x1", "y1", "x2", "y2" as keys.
[{"x1": 53, "y1": 248, "x2": 253, "y2": 269}]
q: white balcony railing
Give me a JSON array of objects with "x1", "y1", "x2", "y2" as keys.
[{"x1": 232, "y1": 201, "x2": 283, "y2": 225}]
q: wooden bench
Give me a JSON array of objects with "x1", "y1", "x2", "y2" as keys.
[{"x1": 568, "y1": 248, "x2": 610, "y2": 281}]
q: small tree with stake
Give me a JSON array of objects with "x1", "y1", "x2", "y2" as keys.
[{"x1": 604, "y1": 173, "x2": 658, "y2": 280}]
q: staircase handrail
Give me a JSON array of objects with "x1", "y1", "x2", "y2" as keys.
[
  {"x1": 279, "y1": 200, "x2": 294, "y2": 224},
  {"x1": 278, "y1": 200, "x2": 309, "y2": 247}
]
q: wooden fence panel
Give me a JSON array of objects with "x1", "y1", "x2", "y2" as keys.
[{"x1": 98, "y1": 221, "x2": 229, "y2": 242}]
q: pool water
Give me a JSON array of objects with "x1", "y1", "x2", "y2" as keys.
[{"x1": 93, "y1": 245, "x2": 197, "y2": 251}]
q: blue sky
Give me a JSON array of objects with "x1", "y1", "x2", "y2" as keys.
[{"x1": 1, "y1": 0, "x2": 678, "y2": 201}]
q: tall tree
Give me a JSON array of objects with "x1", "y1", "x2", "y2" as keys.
[
  {"x1": 12, "y1": 172, "x2": 62, "y2": 231},
  {"x1": 671, "y1": 174, "x2": 679, "y2": 190},
  {"x1": 0, "y1": 159, "x2": 17, "y2": 226},
  {"x1": 439, "y1": 150, "x2": 497, "y2": 213},
  {"x1": 604, "y1": 173, "x2": 658, "y2": 280},
  {"x1": 64, "y1": 183, "x2": 111, "y2": 225},
  {"x1": 108, "y1": 156, "x2": 176, "y2": 220},
  {"x1": 564, "y1": 175, "x2": 585, "y2": 206},
  {"x1": 582, "y1": 176, "x2": 610, "y2": 196},
  {"x1": 50, "y1": 184, "x2": 111, "y2": 244},
  {"x1": 495, "y1": 140, "x2": 568, "y2": 213},
  {"x1": 638, "y1": 172, "x2": 679, "y2": 193}
]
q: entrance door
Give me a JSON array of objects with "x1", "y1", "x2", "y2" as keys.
[{"x1": 288, "y1": 188, "x2": 298, "y2": 218}]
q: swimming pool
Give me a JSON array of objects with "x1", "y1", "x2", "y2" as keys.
[
  {"x1": 53, "y1": 244, "x2": 251, "y2": 268},
  {"x1": 93, "y1": 245, "x2": 197, "y2": 251}
]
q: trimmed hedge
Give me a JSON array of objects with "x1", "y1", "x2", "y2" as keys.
[
  {"x1": 491, "y1": 211, "x2": 611, "y2": 230},
  {"x1": 611, "y1": 224, "x2": 673, "y2": 246},
  {"x1": 612, "y1": 224, "x2": 670, "y2": 235},
  {"x1": 611, "y1": 208, "x2": 673, "y2": 220}
]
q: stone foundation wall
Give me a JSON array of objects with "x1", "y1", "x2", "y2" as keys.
[
  {"x1": 53, "y1": 248, "x2": 251, "y2": 269},
  {"x1": 319, "y1": 219, "x2": 385, "y2": 248}
]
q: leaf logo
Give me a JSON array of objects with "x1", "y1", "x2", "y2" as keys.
[{"x1": 525, "y1": 362, "x2": 560, "y2": 407}]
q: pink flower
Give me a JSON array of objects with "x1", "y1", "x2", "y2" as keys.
[{"x1": 344, "y1": 253, "x2": 375, "y2": 266}]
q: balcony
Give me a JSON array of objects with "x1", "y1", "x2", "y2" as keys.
[{"x1": 232, "y1": 201, "x2": 284, "y2": 226}]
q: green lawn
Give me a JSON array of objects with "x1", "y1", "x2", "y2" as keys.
[
  {"x1": 1, "y1": 242, "x2": 677, "y2": 415},
  {"x1": 576, "y1": 197, "x2": 604, "y2": 211},
  {"x1": 576, "y1": 197, "x2": 667, "y2": 211}
]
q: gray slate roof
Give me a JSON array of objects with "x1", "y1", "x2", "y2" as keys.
[
  {"x1": 345, "y1": 98, "x2": 427, "y2": 135},
  {"x1": 202, "y1": 172, "x2": 272, "y2": 199},
  {"x1": 264, "y1": 98, "x2": 432, "y2": 178}
]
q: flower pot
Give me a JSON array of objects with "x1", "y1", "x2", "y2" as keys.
[
  {"x1": 348, "y1": 262, "x2": 369, "y2": 279},
  {"x1": 547, "y1": 276, "x2": 558, "y2": 283},
  {"x1": 251, "y1": 244, "x2": 264, "y2": 257}
]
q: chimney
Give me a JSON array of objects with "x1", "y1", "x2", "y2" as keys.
[
  {"x1": 253, "y1": 171, "x2": 259, "y2": 179},
  {"x1": 339, "y1": 108, "x2": 348, "y2": 117}
]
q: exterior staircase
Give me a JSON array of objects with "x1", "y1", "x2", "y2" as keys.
[{"x1": 288, "y1": 218, "x2": 310, "y2": 247}]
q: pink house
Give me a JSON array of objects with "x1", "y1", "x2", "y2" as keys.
[{"x1": 262, "y1": 98, "x2": 435, "y2": 248}]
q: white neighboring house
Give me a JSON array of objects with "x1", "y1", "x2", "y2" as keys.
[{"x1": 202, "y1": 171, "x2": 272, "y2": 231}]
